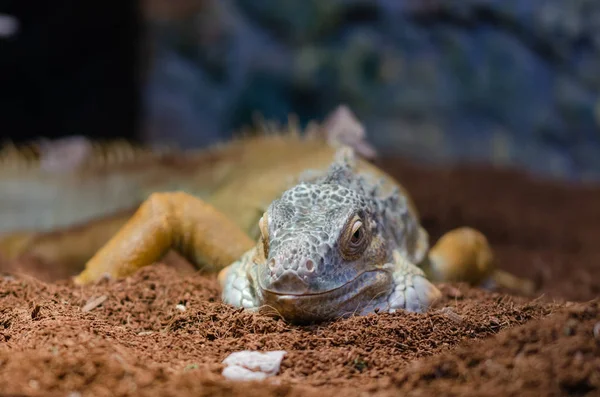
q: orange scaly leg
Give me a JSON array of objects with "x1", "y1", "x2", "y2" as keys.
[
  {"x1": 424, "y1": 227, "x2": 537, "y2": 295},
  {"x1": 73, "y1": 191, "x2": 255, "y2": 285}
]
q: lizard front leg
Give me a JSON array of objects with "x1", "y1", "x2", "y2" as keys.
[
  {"x1": 218, "y1": 248, "x2": 262, "y2": 310},
  {"x1": 74, "y1": 192, "x2": 255, "y2": 285},
  {"x1": 423, "y1": 227, "x2": 537, "y2": 295},
  {"x1": 385, "y1": 250, "x2": 442, "y2": 313}
]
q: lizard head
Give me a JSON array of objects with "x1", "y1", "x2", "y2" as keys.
[{"x1": 251, "y1": 147, "x2": 408, "y2": 323}]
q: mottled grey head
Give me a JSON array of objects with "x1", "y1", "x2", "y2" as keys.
[{"x1": 251, "y1": 148, "x2": 410, "y2": 322}]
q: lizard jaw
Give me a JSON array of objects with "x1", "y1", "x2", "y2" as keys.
[
  {"x1": 259, "y1": 268, "x2": 388, "y2": 297},
  {"x1": 257, "y1": 269, "x2": 393, "y2": 323}
]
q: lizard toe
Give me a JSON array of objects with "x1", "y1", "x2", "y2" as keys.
[
  {"x1": 408, "y1": 275, "x2": 442, "y2": 312},
  {"x1": 389, "y1": 274, "x2": 441, "y2": 313},
  {"x1": 221, "y1": 251, "x2": 260, "y2": 310}
]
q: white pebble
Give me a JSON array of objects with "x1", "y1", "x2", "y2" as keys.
[
  {"x1": 222, "y1": 365, "x2": 268, "y2": 381},
  {"x1": 222, "y1": 350, "x2": 287, "y2": 381}
]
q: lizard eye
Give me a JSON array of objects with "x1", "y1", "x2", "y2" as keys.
[
  {"x1": 340, "y1": 217, "x2": 369, "y2": 260},
  {"x1": 350, "y1": 221, "x2": 364, "y2": 246}
]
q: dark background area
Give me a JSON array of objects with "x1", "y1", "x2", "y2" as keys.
[
  {"x1": 2, "y1": 0, "x2": 600, "y2": 182},
  {"x1": 0, "y1": 0, "x2": 141, "y2": 142}
]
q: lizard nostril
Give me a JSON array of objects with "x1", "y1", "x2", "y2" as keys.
[{"x1": 305, "y1": 259, "x2": 315, "y2": 273}]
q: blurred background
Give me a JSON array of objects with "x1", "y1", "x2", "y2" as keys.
[{"x1": 2, "y1": 0, "x2": 600, "y2": 181}]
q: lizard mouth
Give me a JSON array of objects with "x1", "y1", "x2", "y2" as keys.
[
  {"x1": 260, "y1": 268, "x2": 391, "y2": 299},
  {"x1": 257, "y1": 269, "x2": 392, "y2": 323}
]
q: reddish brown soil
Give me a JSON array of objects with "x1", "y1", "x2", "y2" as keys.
[{"x1": 1, "y1": 158, "x2": 599, "y2": 397}]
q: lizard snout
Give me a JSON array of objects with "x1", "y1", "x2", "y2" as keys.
[{"x1": 262, "y1": 256, "x2": 319, "y2": 295}]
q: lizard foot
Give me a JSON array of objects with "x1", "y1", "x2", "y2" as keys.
[
  {"x1": 74, "y1": 192, "x2": 254, "y2": 285},
  {"x1": 425, "y1": 227, "x2": 537, "y2": 295},
  {"x1": 220, "y1": 249, "x2": 261, "y2": 310},
  {"x1": 387, "y1": 251, "x2": 442, "y2": 313}
]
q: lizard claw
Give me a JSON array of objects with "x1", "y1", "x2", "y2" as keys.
[
  {"x1": 388, "y1": 273, "x2": 442, "y2": 313},
  {"x1": 388, "y1": 252, "x2": 442, "y2": 313}
]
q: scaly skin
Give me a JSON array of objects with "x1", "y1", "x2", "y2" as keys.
[
  {"x1": 74, "y1": 145, "x2": 446, "y2": 323},
  {"x1": 219, "y1": 148, "x2": 442, "y2": 322},
  {"x1": 0, "y1": 107, "x2": 536, "y2": 323},
  {"x1": 0, "y1": 107, "x2": 403, "y2": 272}
]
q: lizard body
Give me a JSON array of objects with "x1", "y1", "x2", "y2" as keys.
[
  {"x1": 0, "y1": 108, "x2": 405, "y2": 269},
  {"x1": 0, "y1": 107, "x2": 535, "y2": 323},
  {"x1": 220, "y1": 147, "x2": 439, "y2": 322}
]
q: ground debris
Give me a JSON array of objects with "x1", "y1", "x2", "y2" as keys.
[
  {"x1": 81, "y1": 295, "x2": 107, "y2": 312},
  {"x1": 438, "y1": 307, "x2": 464, "y2": 324},
  {"x1": 222, "y1": 350, "x2": 287, "y2": 381},
  {"x1": 1, "y1": 158, "x2": 599, "y2": 396}
]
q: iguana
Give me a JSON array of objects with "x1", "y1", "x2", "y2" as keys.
[{"x1": 0, "y1": 106, "x2": 535, "y2": 323}]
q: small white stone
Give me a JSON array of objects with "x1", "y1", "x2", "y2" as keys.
[
  {"x1": 222, "y1": 350, "x2": 287, "y2": 381},
  {"x1": 222, "y1": 365, "x2": 268, "y2": 381},
  {"x1": 175, "y1": 304, "x2": 186, "y2": 312}
]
